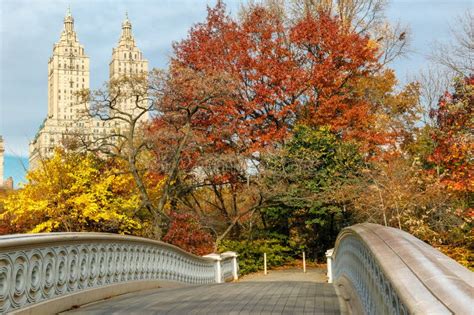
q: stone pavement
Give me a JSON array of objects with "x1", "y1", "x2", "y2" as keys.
[{"x1": 62, "y1": 268, "x2": 345, "y2": 314}]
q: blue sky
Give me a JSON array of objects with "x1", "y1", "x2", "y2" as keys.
[{"x1": 0, "y1": 0, "x2": 472, "y2": 187}]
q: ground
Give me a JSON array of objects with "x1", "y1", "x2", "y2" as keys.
[{"x1": 61, "y1": 268, "x2": 346, "y2": 314}]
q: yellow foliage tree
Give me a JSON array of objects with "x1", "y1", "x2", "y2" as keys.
[{"x1": 1, "y1": 150, "x2": 147, "y2": 234}]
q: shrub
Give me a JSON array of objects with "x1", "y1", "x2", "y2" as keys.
[{"x1": 219, "y1": 238, "x2": 294, "y2": 275}]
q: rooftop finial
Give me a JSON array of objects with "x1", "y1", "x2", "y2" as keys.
[
  {"x1": 122, "y1": 10, "x2": 132, "y2": 32},
  {"x1": 63, "y1": 5, "x2": 74, "y2": 32}
]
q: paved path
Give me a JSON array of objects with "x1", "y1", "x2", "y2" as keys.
[{"x1": 62, "y1": 268, "x2": 345, "y2": 314}]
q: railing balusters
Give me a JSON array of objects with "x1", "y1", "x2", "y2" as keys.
[
  {"x1": 0, "y1": 233, "x2": 238, "y2": 313},
  {"x1": 329, "y1": 223, "x2": 472, "y2": 315}
]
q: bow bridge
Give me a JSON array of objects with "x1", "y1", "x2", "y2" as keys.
[{"x1": 1, "y1": 223, "x2": 472, "y2": 314}]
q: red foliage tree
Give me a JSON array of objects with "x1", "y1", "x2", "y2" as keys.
[
  {"x1": 171, "y1": 2, "x2": 382, "y2": 152},
  {"x1": 429, "y1": 76, "x2": 473, "y2": 193},
  {"x1": 149, "y1": 2, "x2": 395, "y2": 243},
  {"x1": 163, "y1": 212, "x2": 214, "y2": 255}
]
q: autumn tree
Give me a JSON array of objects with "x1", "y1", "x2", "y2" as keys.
[
  {"x1": 163, "y1": 212, "x2": 214, "y2": 255},
  {"x1": 146, "y1": 2, "x2": 420, "y2": 250},
  {"x1": 0, "y1": 150, "x2": 145, "y2": 234},
  {"x1": 429, "y1": 76, "x2": 473, "y2": 193},
  {"x1": 77, "y1": 74, "x2": 169, "y2": 237},
  {"x1": 148, "y1": 64, "x2": 262, "y2": 248},
  {"x1": 172, "y1": 3, "x2": 410, "y2": 152},
  {"x1": 349, "y1": 69, "x2": 421, "y2": 154},
  {"x1": 414, "y1": 66, "x2": 453, "y2": 126},
  {"x1": 147, "y1": 66, "x2": 236, "y2": 216},
  {"x1": 289, "y1": 0, "x2": 387, "y2": 32},
  {"x1": 345, "y1": 157, "x2": 468, "y2": 244},
  {"x1": 431, "y1": 11, "x2": 473, "y2": 77},
  {"x1": 253, "y1": 0, "x2": 410, "y2": 66}
]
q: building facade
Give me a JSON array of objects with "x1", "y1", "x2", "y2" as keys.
[
  {"x1": 108, "y1": 13, "x2": 149, "y2": 129},
  {"x1": 29, "y1": 10, "x2": 148, "y2": 168},
  {"x1": 0, "y1": 136, "x2": 4, "y2": 187},
  {"x1": 0, "y1": 136, "x2": 14, "y2": 190}
]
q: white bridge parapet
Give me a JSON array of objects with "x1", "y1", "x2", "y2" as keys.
[
  {"x1": 0, "y1": 233, "x2": 238, "y2": 314},
  {"x1": 327, "y1": 223, "x2": 473, "y2": 315}
]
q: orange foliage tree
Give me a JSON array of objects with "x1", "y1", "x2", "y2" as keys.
[
  {"x1": 171, "y1": 2, "x2": 384, "y2": 152},
  {"x1": 429, "y1": 76, "x2": 473, "y2": 194},
  {"x1": 146, "y1": 2, "x2": 419, "y2": 250}
]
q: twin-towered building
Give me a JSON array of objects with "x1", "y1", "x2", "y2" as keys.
[{"x1": 29, "y1": 9, "x2": 148, "y2": 168}]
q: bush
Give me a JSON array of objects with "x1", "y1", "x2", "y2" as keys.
[{"x1": 219, "y1": 239, "x2": 294, "y2": 275}]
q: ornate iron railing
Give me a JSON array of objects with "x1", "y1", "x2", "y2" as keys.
[
  {"x1": 0, "y1": 233, "x2": 238, "y2": 314},
  {"x1": 327, "y1": 223, "x2": 473, "y2": 314}
]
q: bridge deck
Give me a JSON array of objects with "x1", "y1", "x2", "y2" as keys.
[{"x1": 62, "y1": 268, "x2": 345, "y2": 314}]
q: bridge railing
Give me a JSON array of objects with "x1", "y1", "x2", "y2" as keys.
[
  {"x1": 326, "y1": 223, "x2": 472, "y2": 314},
  {"x1": 0, "y1": 233, "x2": 238, "y2": 314}
]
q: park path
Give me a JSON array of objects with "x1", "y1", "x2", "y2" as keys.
[{"x1": 61, "y1": 268, "x2": 345, "y2": 314}]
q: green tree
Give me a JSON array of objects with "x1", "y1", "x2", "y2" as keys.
[{"x1": 260, "y1": 125, "x2": 363, "y2": 259}]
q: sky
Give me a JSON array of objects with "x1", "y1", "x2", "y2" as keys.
[{"x1": 0, "y1": 0, "x2": 472, "y2": 187}]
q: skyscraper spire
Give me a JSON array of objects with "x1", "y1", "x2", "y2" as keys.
[
  {"x1": 121, "y1": 11, "x2": 132, "y2": 39},
  {"x1": 64, "y1": 6, "x2": 74, "y2": 33}
]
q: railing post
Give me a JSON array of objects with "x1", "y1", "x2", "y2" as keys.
[
  {"x1": 325, "y1": 248, "x2": 334, "y2": 283},
  {"x1": 264, "y1": 252, "x2": 267, "y2": 275},
  {"x1": 303, "y1": 251, "x2": 306, "y2": 273},
  {"x1": 203, "y1": 253, "x2": 222, "y2": 283},
  {"x1": 221, "y1": 251, "x2": 239, "y2": 281}
]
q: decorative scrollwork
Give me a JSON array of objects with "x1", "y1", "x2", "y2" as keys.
[
  {"x1": 330, "y1": 223, "x2": 472, "y2": 315},
  {"x1": 0, "y1": 234, "x2": 238, "y2": 313},
  {"x1": 333, "y1": 236, "x2": 407, "y2": 315}
]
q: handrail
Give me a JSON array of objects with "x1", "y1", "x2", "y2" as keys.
[
  {"x1": 0, "y1": 232, "x2": 238, "y2": 313},
  {"x1": 327, "y1": 223, "x2": 473, "y2": 314}
]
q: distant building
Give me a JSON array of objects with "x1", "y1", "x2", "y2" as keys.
[
  {"x1": 29, "y1": 9, "x2": 148, "y2": 169},
  {"x1": 0, "y1": 136, "x2": 14, "y2": 190},
  {"x1": 3, "y1": 177, "x2": 13, "y2": 190},
  {"x1": 0, "y1": 136, "x2": 4, "y2": 187}
]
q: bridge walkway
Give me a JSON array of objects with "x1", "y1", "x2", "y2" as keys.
[{"x1": 61, "y1": 268, "x2": 346, "y2": 314}]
